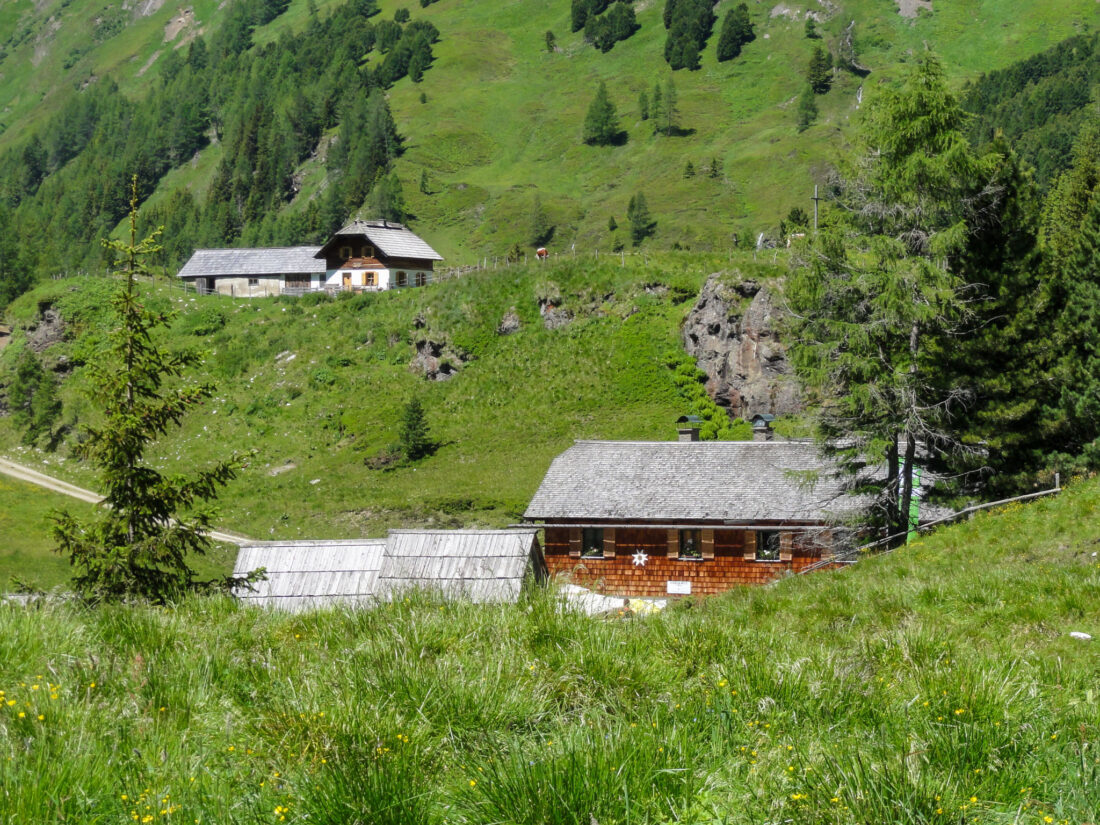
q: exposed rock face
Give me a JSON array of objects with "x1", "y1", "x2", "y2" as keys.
[
  {"x1": 26, "y1": 304, "x2": 66, "y2": 353},
  {"x1": 538, "y1": 297, "x2": 572, "y2": 330},
  {"x1": 497, "y1": 308, "x2": 521, "y2": 335},
  {"x1": 411, "y1": 337, "x2": 468, "y2": 381},
  {"x1": 682, "y1": 274, "x2": 802, "y2": 419}
]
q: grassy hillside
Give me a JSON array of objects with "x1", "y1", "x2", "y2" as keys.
[
  {"x1": 0, "y1": 252, "x2": 773, "y2": 544},
  {"x1": 0, "y1": 477, "x2": 92, "y2": 590},
  {"x1": 0, "y1": 477, "x2": 1097, "y2": 822},
  {"x1": 0, "y1": 0, "x2": 1093, "y2": 265}
]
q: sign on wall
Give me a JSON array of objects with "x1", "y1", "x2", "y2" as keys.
[{"x1": 667, "y1": 580, "x2": 692, "y2": 595}]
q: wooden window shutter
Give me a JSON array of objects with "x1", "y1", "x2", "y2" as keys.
[
  {"x1": 667, "y1": 529, "x2": 679, "y2": 557},
  {"x1": 743, "y1": 530, "x2": 756, "y2": 561},
  {"x1": 569, "y1": 528, "x2": 582, "y2": 558},
  {"x1": 701, "y1": 529, "x2": 715, "y2": 559},
  {"x1": 779, "y1": 531, "x2": 793, "y2": 562},
  {"x1": 604, "y1": 528, "x2": 616, "y2": 558}
]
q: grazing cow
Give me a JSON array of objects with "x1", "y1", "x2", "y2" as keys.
[{"x1": 536, "y1": 247, "x2": 549, "y2": 260}]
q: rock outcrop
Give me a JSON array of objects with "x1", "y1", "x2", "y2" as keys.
[
  {"x1": 26, "y1": 304, "x2": 66, "y2": 353},
  {"x1": 681, "y1": 274, "x2": 802, "y2": 419},
  {"x1": 411, "y1": 337, "x2": 468, "y2": 381}
]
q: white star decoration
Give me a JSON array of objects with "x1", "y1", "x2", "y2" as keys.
[{"x1": 632, "y1": 551, "x2": 648, "y2": 567}]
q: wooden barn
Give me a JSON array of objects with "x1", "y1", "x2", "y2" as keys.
[
  {"x1": 233, "y1": 539, "x2": 386, "y2": 611},
  {"x1": 524, "y1": 420, "x2": 853, "y2": 598},
  {"x1": 232, "y1": 529, "x2": 544, "y2": 611},
  {"x1": 177, "y1": 219, "x2": 442, "y2": 297}
]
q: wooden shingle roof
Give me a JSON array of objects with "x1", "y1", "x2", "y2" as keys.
[
  {"x1": 233, "y1": 540, "x2": 385, "y2": 612},
  {"x1": 322, "y1": 220, "x2": 443, "y2": 261},
  {"x1": 523, "y1": 440, "x2": 854, "y2": 523},
  {"x1": 177, "y1": 247, "x2": 325, "y2": 279},
  {"x1": 232, "y1": 530, "x2": 544, "y2": 610},
  {"x1": 378, "y1": 529, "x2": 543, "y2": 603}
]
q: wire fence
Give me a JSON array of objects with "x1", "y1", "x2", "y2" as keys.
[{"x1": 798, "y1": 480, "x2": 1064, "y2": 575}]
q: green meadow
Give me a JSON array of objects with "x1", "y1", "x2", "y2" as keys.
[
  {"x1": 1, "y1": 477, "x2": 1097, "y2": 823},
  {"x1": 1, "y1": 0, "x2": 1093, "y2": 260}
]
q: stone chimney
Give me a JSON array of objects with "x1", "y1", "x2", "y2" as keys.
[
  {"x1": 676, "y1": 415, "x2": 702, "y2": 442},
  {"x1": 751, "y1": 414, "x2": 775, "y2": 442}
]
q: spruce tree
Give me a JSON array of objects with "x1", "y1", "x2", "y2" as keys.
[
  {"x1": 716, "y1": 3, "x2": 754, "y2": 62},
  {"x1": 51, "y1": 179, "x2": 239, "y2": 603},
  {"x1": 9, "y1": 351, "x2": 61, "y2": 447},
  {"x1": 807, "y1": 45, "x2": 833, "y2": 93},
  {"x1": 582, "y1": 81, "x2": 622, "y2": 146},
  {"x1": 786, "y1": 54, "x2": 1007, "y2": 541},
  {"x1": 626, "y1": 192, "x2": 656, "y2": 245},
  {"x1": 370, "y1": 172, "x2": 406, "y2": 222},
  {"x1": 399, "y1": 398, "x2": 432, "y2": 461},
  {"x1": 796, "y1": 84, "x2": 818, "y2": 131},
  {"x1": 638, "y1": 89, "x2": 649, "y2": 120}
]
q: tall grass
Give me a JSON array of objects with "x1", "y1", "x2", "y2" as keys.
[{"x1": 2, "y1": 479, "x2": 1099, "y2": 823}]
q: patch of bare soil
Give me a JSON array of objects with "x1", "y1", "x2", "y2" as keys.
[
  {"x1": 896, "y1": 0, "x2": 932, "y2": 18},
  {"x1": 164, "y1": 7, "x2": 195, "y2": 42}
]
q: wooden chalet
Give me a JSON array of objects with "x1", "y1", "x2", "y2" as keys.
[
  {"x1": 524, "y1": 419, "x2": 854, "y2": 598},
  {"x1": 177, "y1": 219, "x2": 443, "y2": 297}
]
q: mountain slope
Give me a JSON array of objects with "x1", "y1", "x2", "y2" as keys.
[
  {"x1": 0, "y1": 252, "x2": 775, "y2": 543},
  {"x1": 0, "y1": 0, "x2": 1093, "y2": 273}
]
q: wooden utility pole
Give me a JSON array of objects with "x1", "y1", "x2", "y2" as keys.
[{"x1": 812, "y1": 184, "x2": 822, "y2": 231}]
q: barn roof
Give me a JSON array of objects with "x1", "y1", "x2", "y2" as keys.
[
  {"x1": 232, "y1": 530, "x2": 544, "y2": 610},
  {"x1": 320, "y1": 220, "x2": 443, "y2": 262},
  {"x1": 233, "y1": 540, "x2": 386, "y2": 612},
  {"x1": 177, "y1": 247, "x2": 325, "y2": 279},
  {"x1": 523, "y1": 440, "x2": 856, "y2": 523},
  {"x1": 378, "y1": 529, "x2": 543, "y2": 603}
]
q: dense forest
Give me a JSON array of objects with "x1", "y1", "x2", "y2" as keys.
[
  {"x1": 963, "y1": 32, "x2": 1099, "y2": 189},
  {"x1": 0, "y1": 0, "x2": 437, "y2": 304}
]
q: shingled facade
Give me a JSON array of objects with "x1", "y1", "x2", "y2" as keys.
[
  {"x1": 177, "y1": 220, "x2": 443, "y2": 297},
  {"x1": 524, "y1": 438, "x2": 852, "y2": 598}
]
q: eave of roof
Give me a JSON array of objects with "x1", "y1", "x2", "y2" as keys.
[{"x1": 177, "y1": 246, "x2": 325, "y2": 279}]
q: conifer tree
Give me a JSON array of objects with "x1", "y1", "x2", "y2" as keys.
[
  {"x1": 9, "y1": 351, "x2": 61, "y2": 447},
  {"x1": 51, "y1": 179, "x2": 239, "y2": 603},
  {"x1": 399, "y1": 398, "x2": 432, "y2": 461},
  {"x1": 638, "y1": 89, "x2": 649, "y2": 120},
  {"x1": 796, "y1": 84, "x2": 818, "y2": 131},
  {"x1": 716, "y1": 3, "x2": 754, "y2": 62},
  {"x1": 582, "y1": 81, "x2": 622, "y2": 146},
  {"x1": 370, "y1": 172, "x2": 406, "y2": 222},
  {"x1": 626, "y1": 192, "x2": 656, "y2": 245},
  {"x1": 807, "y1": 45, "x2": 833, "y2": 93},
  {"x1": 654, "y1": 76, "x2": 679, "y2": 136},
  {"x1": 786, "y1": 54, "x2": 1007, "y2": 541}
]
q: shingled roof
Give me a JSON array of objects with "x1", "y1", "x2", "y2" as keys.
[
  {"x1": 377, "y1": 529, "x2": 544, "y2": 603},
  {"x1": 232, "y1": 530, "x2": 544, "y2": 610},
  {"x1": 177, "y1": 247, "x2": 325, "y2": 279},
  {"x1": 321, "y1": 219, "x2": 443, "y2": 261},
  {"x1": 233, "y1": 539, "x2": 385, "y2": 612},
  {"x1": 523, "y1": 440, "x2": 856, "y2": 523}
]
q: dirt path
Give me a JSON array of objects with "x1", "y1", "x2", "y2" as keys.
[{"x1": 0, "y1": 457, "x2": 251, "y2": 546}]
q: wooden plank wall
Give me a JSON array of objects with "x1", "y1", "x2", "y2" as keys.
[{"x1": 543, "y1": 527, "x2": 825, "y2": 597}]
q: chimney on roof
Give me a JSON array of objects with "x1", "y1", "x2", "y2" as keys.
[
  {"x1": 751, "y1": 414, "x2": 775, "y2": 442},
  {"x1": 676, "y1": 415, "x2": 702, "y2": 442}
]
